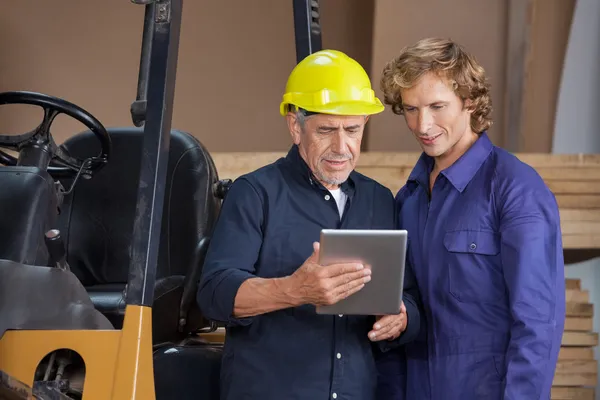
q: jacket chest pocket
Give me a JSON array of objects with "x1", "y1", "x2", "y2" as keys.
[{"x1": 443, "y1": 230, "x2": 504, "y2": 303}]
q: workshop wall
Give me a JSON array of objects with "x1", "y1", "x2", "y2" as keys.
[
  {"x1": 0, "y1": 0, "x2": 574, "y2": 153},
  {"x1": 368, "y1": 0, "x2": 574, "y2": 152}
]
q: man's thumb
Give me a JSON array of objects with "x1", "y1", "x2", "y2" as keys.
[{"x1": 312, "y1": 242, "x2": 320, "y2": 259}]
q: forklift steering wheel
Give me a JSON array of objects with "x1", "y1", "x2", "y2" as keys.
[{"x1": 0, "y1": 91, "x2": 112, "y2": 178}]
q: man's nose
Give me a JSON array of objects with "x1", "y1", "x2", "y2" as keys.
[
  {"x1": 331, "y1": 131, "x2": 348, "y2": 153},
  {"x1": 417, "y1": 110, "x2": 433, "y2": 134}
]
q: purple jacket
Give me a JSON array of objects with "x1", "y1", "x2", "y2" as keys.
[{"x1": 376, "y1": 133, "x2": 565, "y2": 399}]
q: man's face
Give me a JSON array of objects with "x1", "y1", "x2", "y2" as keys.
[
  {"x1": 287, "y1": 113, "x2": 367, "y2": 189},
  {"x1": 400, "y1": 72, "x2": 474, "y2": 165}
]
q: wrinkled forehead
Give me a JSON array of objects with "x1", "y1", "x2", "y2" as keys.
[{"x1": 305, "y1": 113, "x2": 366, "y2": 129}]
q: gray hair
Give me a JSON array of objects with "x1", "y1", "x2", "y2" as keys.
[
  {"x1": 295, "y1": 110, "x2": 307, "y2": 131},
  {"x1": 294, "y1": 109, "x2": 367, "y2": 132}
]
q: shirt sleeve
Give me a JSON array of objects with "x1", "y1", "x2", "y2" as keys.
[
  {"x1": 196, "y1": 177, "x2": 264, "y2": 327},
  {"x1": 498, "y1": 181, "x2": 566, "y2": 399}
]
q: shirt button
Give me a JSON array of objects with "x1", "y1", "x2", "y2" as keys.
[
  {"x1": 337, "y1": 353, "x2": 342, "y2": 359},
  {"x1": 469, "y1": 243, "x2": 477, "y2": 250},
  {"x1": 332, "y1": 393, "x2": 337, "y2": 399},
  {"x1": 324, "y1": 194, "x2": 331, "y2": 200}
]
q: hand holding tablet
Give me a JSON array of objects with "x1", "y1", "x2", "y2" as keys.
[{"x1": 287, "y1": 242, "x2": 372, "y2": 307}]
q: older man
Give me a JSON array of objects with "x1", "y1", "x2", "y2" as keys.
[
  {"x1": 378, "y1": 37, "x2": 565, "y2": 399},
  {"x1": 197, "y1": 49, "x2": 422, "y2": 400}
]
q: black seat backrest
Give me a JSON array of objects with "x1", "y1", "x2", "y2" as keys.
[{"x1": 57, "y1": 127, "x2": 221, "y2": 287}]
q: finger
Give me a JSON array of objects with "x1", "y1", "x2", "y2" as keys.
[
  {"x1": 400, "y1": 305, "x2": 408, "y2": 326},
  {"x1": 372, "y1": 315, "x2": 396, "y2": 330},
  {"x1": 370, "y1": 319, "x2": 403, "y2": 341},
  {"x1": 331, "y1": 281, "x2": 366, "y2": 303},
  {"x1": 369, "y1": 325, "x2": 396, "y2": 341},
  {"x1": 371, "y1": 314, "x2": 406, "y2": 338},
  {"x1": 400, "y1": 302, "x2": 407, "y2": 314},
  {"x1": 381, "y1": 327, "x2": 402, "y2": 341},
  {"x1": 330, "y1": 269, "x2": 371, "y2": 288},
  {"x1": 322, "y1": 262, "x2": 366, "y2": 278},
  {"x1": 319, "y1": 271, "x2": 369, "y2": 305},
  {"x1": 374, "y1": 318, "x2": 401, "y2": 337},
  {"x1": 388, "y1": 321, "x2": 406, "y2": 340},
  {"x1": 308, "y1": 242, "x2": 320, "y2": 262},
  {"x1": 330, "y1": 273, "x2": 371, "y2": 300}
]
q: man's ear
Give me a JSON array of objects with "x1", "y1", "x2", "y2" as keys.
[
  {"x1": 464, "y1": 99, "x2": 474, "y2": 114},
  {"x1": 286, "y1": 112, "x2": 302, "y2": 145}
]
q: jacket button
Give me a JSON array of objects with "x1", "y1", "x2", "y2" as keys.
[{"x1": 469, "y1": 243, "x2": 477, "y2": 250}]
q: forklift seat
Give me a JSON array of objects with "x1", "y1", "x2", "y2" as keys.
[{"x1": 56, "y1": 127, "x2": 221, "y2": 344}]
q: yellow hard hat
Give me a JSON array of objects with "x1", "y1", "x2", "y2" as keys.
[{"x1": 279, "y1": 49, "x2": 384, "y2": 116}]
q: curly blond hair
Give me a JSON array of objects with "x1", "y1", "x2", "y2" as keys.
[{"x1": 380, "y1": 37, "x2": 493, "y2": 133}]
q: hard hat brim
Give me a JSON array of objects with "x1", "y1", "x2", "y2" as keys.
[{"x1": 280, "y1": 101, "x2": 385, "y2": 117}]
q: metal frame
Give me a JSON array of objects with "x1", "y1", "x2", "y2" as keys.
[
  {"x1": 123, "y1": 0, "x2": 316, "y2": 307},
  {"x1": 292, "y1": 0, "x2": 323, "y2": 63},
  {"x1": 126, "y1": 0, "x2": 183, "y2": 307}
]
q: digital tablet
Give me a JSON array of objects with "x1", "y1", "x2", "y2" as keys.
[{"x1": 315, "y1": 229, "x2": 408, "y2": 316}]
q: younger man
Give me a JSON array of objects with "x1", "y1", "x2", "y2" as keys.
[{"x1": 378, "y1": 37, "x2": 565, "y2": 399}]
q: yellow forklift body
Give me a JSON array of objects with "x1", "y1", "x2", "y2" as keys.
[{"x1": 0, "y1": 305, "x2": 155, "y2": 400}]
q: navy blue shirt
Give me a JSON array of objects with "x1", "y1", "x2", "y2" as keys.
[{"x1": 197, "y1": 144, "x2": 421, "y2": 400}]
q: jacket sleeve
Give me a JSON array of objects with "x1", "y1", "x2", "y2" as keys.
[
  {"x1": 499, "y1": 182, "x2": 565, "y2": 399},
  {"x1": 382, "y1": 261, "x2": 422, "y2": 349},
  {"x1": 377, "y1": 184, "x2": 423, "y2": 352},
  {"x1": 196, "y1": 177, "x2": 264, "y2": 327}
]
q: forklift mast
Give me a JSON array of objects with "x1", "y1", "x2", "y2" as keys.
[
  {"x1": 127, "y1": 0, "x2": 182, "y2": 308},
  {"x1": 292, "y1": 0, "x2": 323, "y2": 63},
  {"x1": 123, "y1": 0, "x2": 318, "y2": 308}
]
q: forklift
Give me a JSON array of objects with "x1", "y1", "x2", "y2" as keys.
[{"x1": 0, "y1": 0, "x2": 322, "y2": 399}]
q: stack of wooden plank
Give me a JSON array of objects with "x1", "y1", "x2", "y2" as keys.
[
  {"x1": 552, "y1": 278, "x2": 598, "y2": 400},
  {"x1": 211, "y1": 152, "x2": 600, "y2": 250}
]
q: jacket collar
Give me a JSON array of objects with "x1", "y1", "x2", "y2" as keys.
[{"x1": 408, "y1": 132, "x2": 493, "y2": 192}]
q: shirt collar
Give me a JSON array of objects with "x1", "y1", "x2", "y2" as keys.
[
  {"x1": 284, "y1": 144, "x2": 355, "y2": 195},
  {"x1": 408, "y1": 132, "x2": 493, "y2": 192}
]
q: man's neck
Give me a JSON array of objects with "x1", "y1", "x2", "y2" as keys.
[{"x1": 433, "y1": 130, "x2": 479, "y2": 173}]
